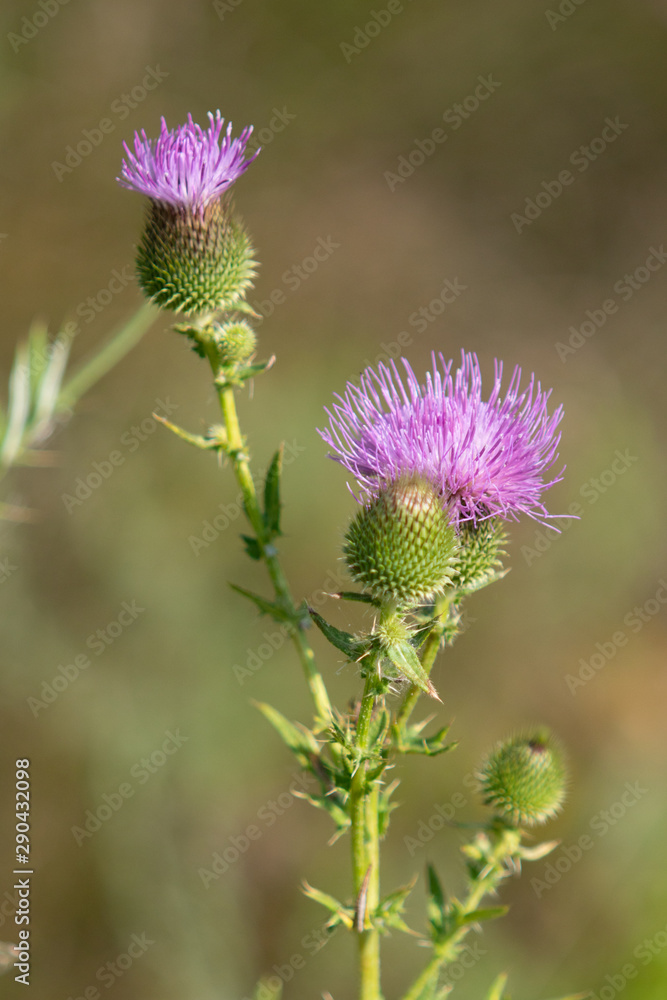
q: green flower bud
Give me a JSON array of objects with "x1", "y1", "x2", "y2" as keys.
[
  {"x1": 343, "y1": 478, "x2": 459, "y2": 606},
  {"x1": 215, "y1": 319, "x2": 257, "y2": 365},
  {"x1": 478, "y1": 731, "x2": 566, "y2": 827},
  {"x1": 136, "y1": 199, "x2": 257, "y2": 316},
  {"x1": 449, "y1": 518, "x2": 508, "y2": 595}
]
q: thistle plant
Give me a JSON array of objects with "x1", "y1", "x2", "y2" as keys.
[{"x1": 117, "y1": 110, "x2": 587, "y2": 1000}]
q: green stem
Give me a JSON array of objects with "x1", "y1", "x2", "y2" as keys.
[
  {"x1": 207, "y1": 354, "x2": 332, "y2": 725},
  {"x1": 350, "y1": 671, "x2": 381, "y2": 1000}
]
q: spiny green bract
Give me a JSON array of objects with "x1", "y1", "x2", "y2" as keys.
[
  {"x1": 478, "y1": 731, "x2": 566, "y2": 827},
  {"x1": 449, "y1": 517, "x2": 507, "y2": 595},
  {"x1": 136, "y1": 199, "x2": 257, "y2": 316},
  {"x1": 343, "y1": 478, "x2": 459, "y2": 606}
]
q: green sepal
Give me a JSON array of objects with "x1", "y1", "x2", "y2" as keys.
[
  {"x1": 383, "y1": 639, "x2": 440, "y2": 701},
  {"x1": 240, "y1": 534, "x2": 262, "y2": 561},
  {"x1": 263, "y1": 445, "x2": 283, "y2": 539},
  {"x1": 254, "y1": 703, "x2": 321, "y2": 777},
  {"x1": 308, "y1": 608, "x2": 370, "y2": 661},
  {"x1": 301, "y1": 881, "x2": 354, "y2": 929},
  {"x1": 229, "y1": 583, "x2": 294, "y2": 626},
  {"x1": 485, "y1": 972, "x2": 509, "y2": 1000}
]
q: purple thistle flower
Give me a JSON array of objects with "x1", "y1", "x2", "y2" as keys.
[
  {"x1": 319, "y1": 351, "x2": 565, "y2": 527},
  {"x1": 117, "y1": 111, "x2": 259, "y2": 212}
]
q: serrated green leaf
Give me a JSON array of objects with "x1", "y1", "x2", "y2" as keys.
[
  {"x1": 241, "y1": 534, "x2": 262, "y2": 560},
  {"x1": 263, "y1": 444, "x2": 283, "y2": 539},
  {"x1": 485, "y1": 972, "x2": 509, "y2": 1000},
  {"x1": 383, "y1": 640, "x2": 440, "y2": 701},
  {"x1": 459, "y1": 905, "x2": 509, "y2": 926},
  {"x1": 229, "y1": 583, "x2": 294, "y2": 625},
  {"x1": 308, "y1": 608, "x2": 369, "y2": 660}
]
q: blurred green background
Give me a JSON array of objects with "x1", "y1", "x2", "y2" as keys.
[{"x1": 1, "y1": 0, "x2": 666, "y2": 997}]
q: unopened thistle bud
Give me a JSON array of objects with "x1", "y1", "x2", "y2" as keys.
[
  {"x1": 214, "y1": 319, "x2": 257, "y2": 365},
  {"x1": 343, "y1": 478, "x2": 459, "y2": 606},
  {"x1": 449, "y1": 518, "x2": 507, "y2": 595},
  {"x1": 118, "y1": 112, "x2": 259, "y2": 317},
  {"x1": 478, "y1": 731, "x2": 566, "y2": 827}
]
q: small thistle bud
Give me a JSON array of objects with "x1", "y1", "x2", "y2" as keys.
[
  {"x1": 450, "y1": 518, "x2": 507, "y2": 595},
  {"x1": 343, "y1": 478, "x2": 459, "y2": 606},
  {"x1": 215, "y1": 319, "x2": 257, "y2": 365},
  {"x1": 478, "y1": 731, "x2": 566, "y2": 827},
  {"x1": 136, "y1": 200, "x2": 256, "y2": 316}
]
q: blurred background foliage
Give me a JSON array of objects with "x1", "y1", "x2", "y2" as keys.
[{"x1": 0, "y1": 0, "x2": 666, "y2": 997}]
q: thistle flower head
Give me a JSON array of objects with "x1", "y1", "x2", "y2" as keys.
[
  {"x1": 118, "y1": 111, "x2": 258, "y2": 213},
  {"x1": 477, "y1": 731, "x2": 567, "y2": 827},
  {"x1": 320, "y1": 352, "x2": 564, "y2": 528},
  {"x1": 117, "y1": 112, "x2": 259, "y2": 316}
]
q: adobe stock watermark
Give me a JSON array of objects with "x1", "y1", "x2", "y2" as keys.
[
  {"x1": 593, "y1": 919, "x2": 667, "y2": 1000},
  {"x1": 531, "y1": 780, "x2": 648, "y2": 898},
  {"x1": 51, "y1": 65, "x2": 169, "y2": 181},
  {"x1": 404, "y1": 773, "x2": 477, "y2": 857},
  {"x1": 555, "y1": 244, "x2": 667, "y2": 362},
  {"x1": 521, "y1": 448, "x2": 638, "y2": 566},
  {"x1": 71, "y1": 729, "x2": 188, "y2": 845},
  {"x1": 26, "y1": 600, "x2": 145, "y2": 716},
  {"x1": 241, "y1": 920, "x2": 340, "y2": 1000},
  {"x1": 385, "y1": 75, "x2": 501, "y2": 192},
  {"x1": 188, "y1": 439, "x2": 305, "y2": 556},
  {"x1": 340, "y1": 0, "x2": 413, "y2": 63},
  {"x1": 198, "y1": 770, "x2": 317, "y2": 886},
  {"x1": 511, "y1": 116, "x2": 629, "y2": 234},
  {"x1": 62, "y1": 397, "x2": 179, "y2": 513},
  {"x1": 233, "y1": 564, "x2": 350, "y2": 685},
  {"x1": 8, "y1": 0, "x2": 71, "y2": 54},
  {"x1": 565, "y1": 579, "x2": 667, "y2": 694},
  {"x1": 249, "y1": 236, "x2": 340, "y2": 324},
  {"x1": 65, "y1": 933, "x2": 154, "y2": 999},
  {"x1": 545, "y1": 0, "x2": 588, "y2": 31},
  {"x1": 18, "y1": 264, "x2": 135, "y2": 383},
  {"x1": 348, "y1": 275, "x2": 470, "y2": 390}
]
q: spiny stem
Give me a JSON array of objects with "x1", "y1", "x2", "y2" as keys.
[
  {"x1": 206, "y1": 348, "x2": 332, "y2": 725},
  {"x1": 401, "y1": 829, "x2": 519, "y2": 1000},
  {"x1": 350, "y1": 670, "x2": 381, "y2": 1000}
]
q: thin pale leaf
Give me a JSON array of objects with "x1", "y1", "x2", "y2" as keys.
[
  {"x1": 31, "y1": 335, "x2": 70, "y2": 439},
  {"x1": 0, "y1": 342, "x2": 31, "y2": 467},
  {"x1": 459, "y1": 905, "x2": 509, "y2": 926},
  {"x1": 301, "y1": 881, "x2": 354, "y2": 929},
  {"x1": 254, "y1": 702, "x2": 319, "y2": 758},
  {"x1": 331, "y1": 590, "x2": 381, "y2": 607}
]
